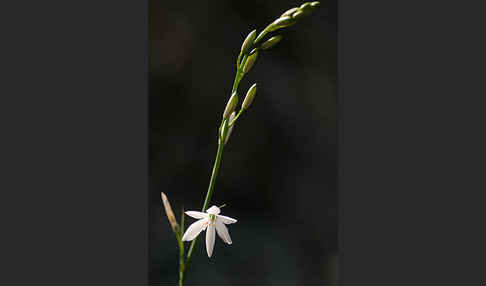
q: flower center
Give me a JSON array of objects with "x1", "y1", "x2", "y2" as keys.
[{"x1": 209, "y1": 214, "x2": 216, "y2": 224}]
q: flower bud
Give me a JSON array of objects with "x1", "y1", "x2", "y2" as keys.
[
  {"x1": 222, "y1": 93, "x2": 238, "y2": 119},
  {"x1": 281, "y1": 7, "x2": 299, "y2": 18},
  {"x1": 300, "y1": 2, "x2": 312, "y2": 10},
  {"x1": 301, "y1": 2, "x2": 319, "y2": 15},
  {"x1": 224, "y1": 112, "x2": 236, "y2": 146},
  {"x1": 272, "y1": 16, "x2": 297, "y2": 30},
  {"x1": 261, "y1": 35, "x2": 282, "y2": 50},
  {"x1": 241, "y1": 29, "x2": 257, "y2": 55},
  {"x1": 292, "y1": 10, "x2": 305, "y2": 21},
  {"x1": 242, "y1": 49, "x2": 258, "y2": 73},
  {"x1": 161, "y1": 192, "x2": 180, "y2": 234},
  {"x1": 219, "y1": 116, "x2": 230, "y2": 143},
  {"x1": 242, "y1": 83, "x2": 257, "y2": 110}
]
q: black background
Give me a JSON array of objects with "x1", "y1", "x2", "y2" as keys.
[
  {"x1": 2, "y1": 0, "x2": 486, "y2": 285},
  {"x1": 149, "y1": 1, "x2": 337, "y2": 285}
]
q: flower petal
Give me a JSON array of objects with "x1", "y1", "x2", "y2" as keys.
[
  {"x1": 217, "y1": 215, "x2": 237, "y2": 224},
  {"x1": 181, "y1": 218, "x2": 208, "y2": 241},
  {"x1": 206, "y1": 224, "x2": 216, "y2": 257},
  {"x1": 215, "y1": 220, "x2": 232, "y2": 244},
  {"x1": 185, "y1": 211, "x2": 207, "y2": 219},
  {"x1": 206, "y1": 206, "x2": 221, "y2": 215}
]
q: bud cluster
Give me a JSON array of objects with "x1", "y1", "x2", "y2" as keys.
[
  {"x1": 269, "y1": 1, "x2": 320, "y2": 32},
  {"x1": 222, "y1": 2, "x2": 319, "y2": 146},
  {"x1": 219, "y1": 82, "x2": 257, "y2": 146}
]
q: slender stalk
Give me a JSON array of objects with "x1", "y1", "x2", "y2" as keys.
[
  {"x1": 172, "y1": 3, "x2": 321, "y2": 284},
  {"x1": 178, "y1": 238, "x2": 184, "y2": 286},
  {"x1": 183, "y1": 140, "x2": 224, "y2": 276},
  {"x1": 179, "y1": 55, "x2": 248, "y2": 285},
  {"x1": 232, "y1": 54, "x2": 247, "y2": 93},
  {"x1": 178, "y1": 210, "x2": 185, "y2": 286}
]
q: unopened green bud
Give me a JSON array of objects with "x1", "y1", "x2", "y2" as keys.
[
  {"x1": 268, "y1": 16, "x2": 296, "y2": 32},
  {"x1": 224, "y1": 112, "x2": 236, "y2": 146},
  {"x1": 242, "y1": 83, "x2": 257, "y2": 110},
  {"x1": 241, "y1": 29, "x2": 257, "y2": 55},
  {"x1": 292, "y1": 10, "x2": 305, "y2": 20},
  {"x1": 242, "y1": 50, "x2": 258, "y2": 73},
  {"x1": 274, "y1": 16, "x2": 297, "y2": 28},
  {"x1": 219, "y1": 117, "x2": 230, "y2": 144},
  {"x1": 261, "y1": 35, "x2": 282, "y2": 50},
  {"x1": 281, "y1": 7, "x2": 299, "y2": 18},
  {"x1": 223, "y1": 93, "x2": 238, "y2": 119},
  {"x1": 301, "y1": 2, "x2": 319, "y2": 15},
  {"x1": 300, "y1": 2, "x2": 312, "y2": 10}
]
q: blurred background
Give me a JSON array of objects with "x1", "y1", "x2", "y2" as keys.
[{"x1": 149, "y1": 0, "x2": 337, "y2": 285}]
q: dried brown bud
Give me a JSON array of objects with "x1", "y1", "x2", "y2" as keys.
[{"x1": 161, "y1": 192, "x2": 179, "y2": 233}]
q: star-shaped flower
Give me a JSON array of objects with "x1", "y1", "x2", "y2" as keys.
[{"x1": 181, "y1": 205, "x2": 237, "y2": 257}]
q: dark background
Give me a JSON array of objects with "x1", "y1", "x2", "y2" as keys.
[
  {"x1": 149, "y1": 0, "x2": 337, "y2": 285},
  {"x1": 5, "y1": 0, "x2": 486, "y2": 286}
]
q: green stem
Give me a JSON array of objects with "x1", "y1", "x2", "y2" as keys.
[
  {"x1": 175, "y1": 5, "x2": 320, "y2": 283},
  {"x1": 178, "y1": 237, "x2": 184, "y2": 286},
  {"x1": 183, "y1": 140, "x2": 225, "y2": 280},
  {"x1": 232, "y1": 54, "x2": 247, "y2": 93},
  {"x1": 179, "y1": 48, "x2": 248, "y2": 286},
  {"x1": 178, "y1": 212, "x2": 185, "y2": 286}
]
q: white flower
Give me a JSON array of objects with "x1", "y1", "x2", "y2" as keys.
[{"x1": 181, "y1": 205, "x2": 237, "y2": 258}]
